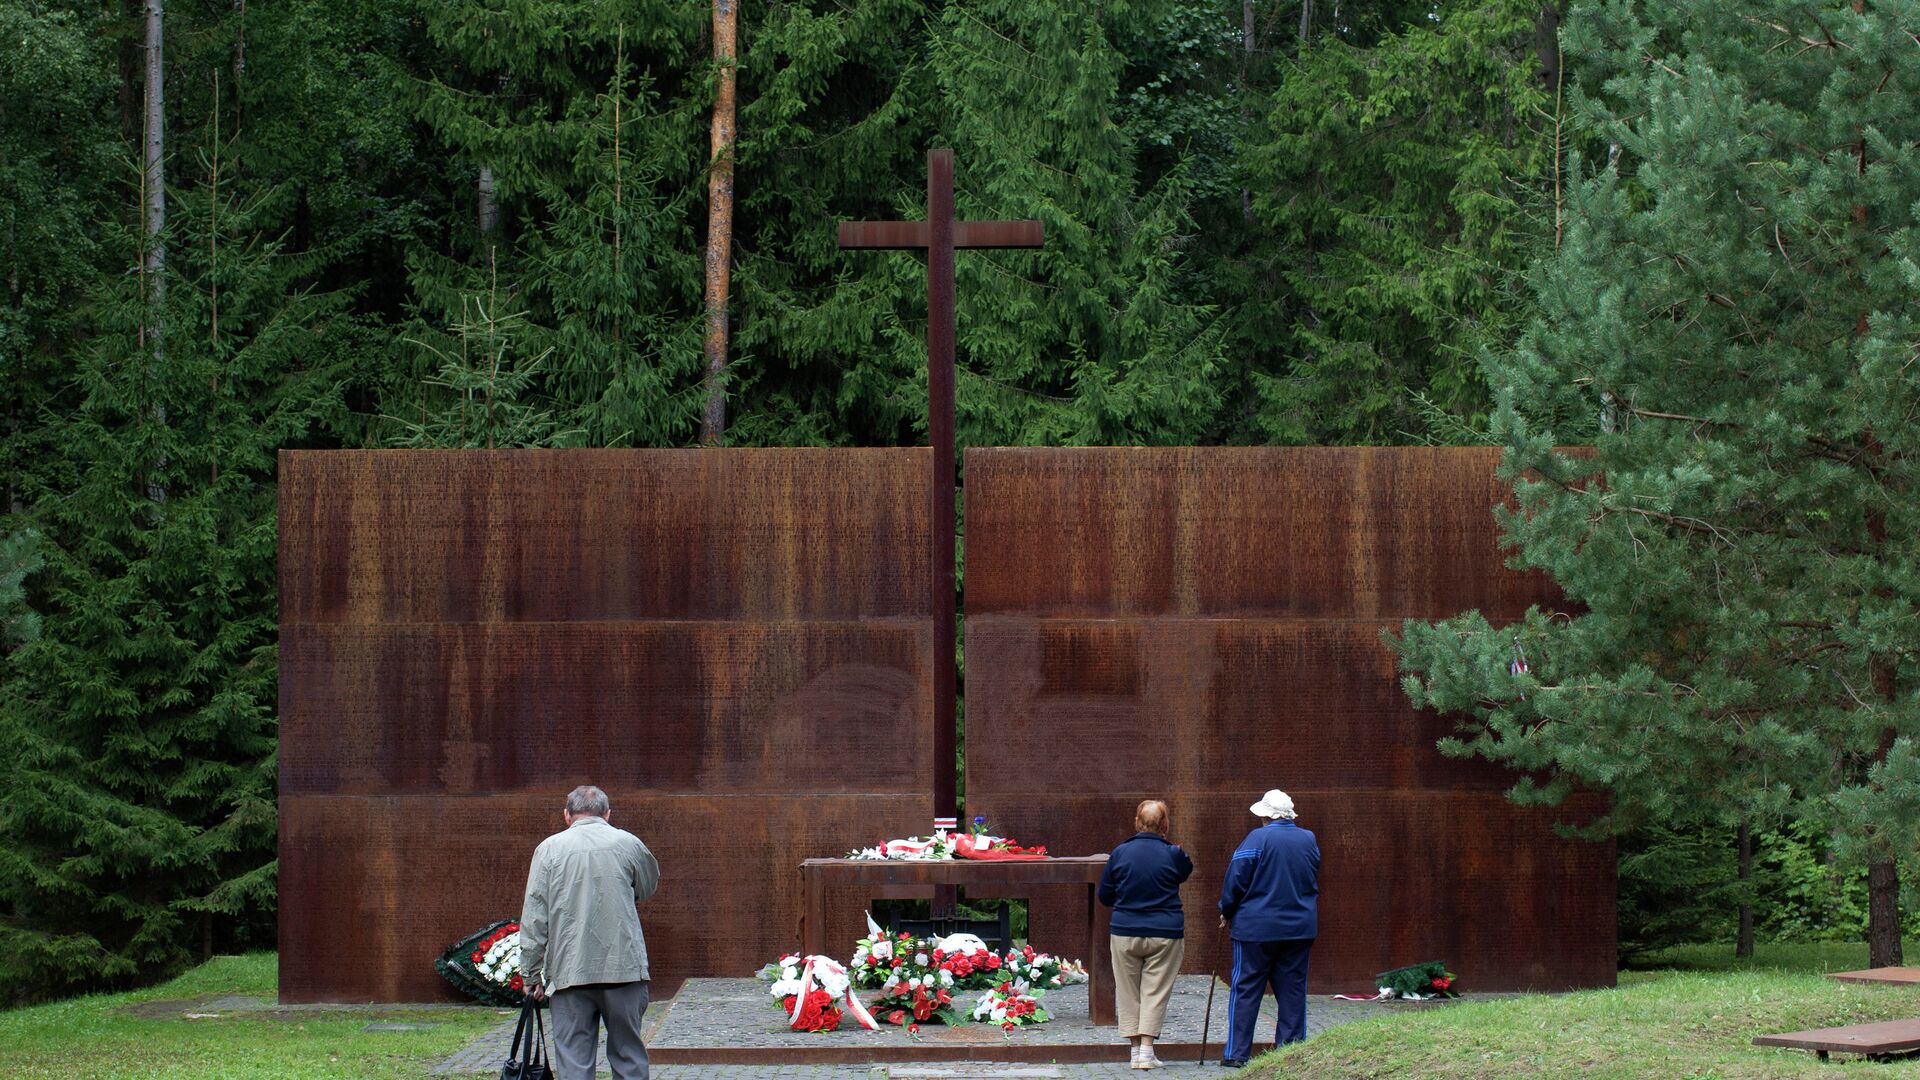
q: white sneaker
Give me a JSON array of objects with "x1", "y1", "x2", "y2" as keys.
[
  {"x1": 1141, "y1": 1046, "x2": 1163, "y2": 1069},
  {"x1": 1130, "y1": 1044, "x2": 1149, "y2": 1069}
]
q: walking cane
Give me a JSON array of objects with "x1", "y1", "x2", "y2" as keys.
[{"x1": 1199, "y1": 963, "x2": 1218, "y2": 1066}]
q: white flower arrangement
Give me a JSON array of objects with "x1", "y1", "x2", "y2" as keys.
[{"x1": 474, "y1": 931, "x2": 522, "y2": 988}]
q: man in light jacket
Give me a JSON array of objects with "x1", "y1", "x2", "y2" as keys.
[
  {"x1": 520, "y1": 785, "x2": 661, "y2": 1080},
  {"x1": 1216, "y1": 788, "x2": 1320, "y2": 1068}
]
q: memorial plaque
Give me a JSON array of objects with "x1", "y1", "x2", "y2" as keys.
[
  {"x1": 278, "y1": 449, "x2": 934, "y2": 1002},
  {"x1": 963, "y1": 448, "x2": 1616, "y2": 992}
]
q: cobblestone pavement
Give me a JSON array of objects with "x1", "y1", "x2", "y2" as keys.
[{"x1": 433, "y1": 977, "x2": 1417, "y2": 1076}]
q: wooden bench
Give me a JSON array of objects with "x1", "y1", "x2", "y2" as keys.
[
  {"x1": 1754, "y1": 1018, "x2": 1920, "y2": 1061},
  {"x1": 1829, "y1": 967, "x2": 1920, "y2": 986}
]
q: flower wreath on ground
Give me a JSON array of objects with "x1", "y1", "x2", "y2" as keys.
[
  {"x1": 1334, "y1": 961, "x2": 1459, "y2": 1002},
  {"x1": 756, "y1": 954, "x2": 881, "y2": 1032},
  {"x1": 852, "y1": 922, "x2": 1082, "y2": 1028},
  {"x1": 433, "y1": 919, "x2": 527, "y2": 1006},
  {"x1": 856, "y1": 930, "x2": 966, "y2": 1025},
  {"x1": 971, "y1": 979, "x2": 1049, "y2": 1034}
]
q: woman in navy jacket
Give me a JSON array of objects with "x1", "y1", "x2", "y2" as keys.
[{"x1": 1097, "y1": 799, "x2": 1193, "y2": 1070}]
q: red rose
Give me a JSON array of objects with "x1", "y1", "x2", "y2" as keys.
[
  {"x1": 987, "y1": 955, "x2": 1002, "y2": 970},
  {"x1": 1003, "y1": 1020, "x2": 1016, "y2": 1032},
  {"x1": 783, "y1": 996, "x2": 798, "y2": 1011},
  {"x1": 1431, "y1": 977, "x2": 1445, "y2": 988},
  {"x1": 892, "y1": 958, "x2": 903, "y2": 968}
]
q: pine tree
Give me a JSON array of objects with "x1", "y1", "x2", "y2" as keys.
[
  {"x1": 0, "y1": 37, "x2": 349, "y2": 995},
  {"x1": 1391, "y1": 0, "x2": 1920, "y2": 967}
]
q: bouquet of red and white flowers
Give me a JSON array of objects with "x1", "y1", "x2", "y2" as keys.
[
  {"x1": 756, "y1": 953, "x2": 880, "y2": 1032},
  {"x1": 844, "y1": 833, "x2": 955, "y2": 860},
  {"x1": 862, "y1": 933, "x2": 965, "y2": 1026},
  {"x1": 998, "y1": 944, "x2": 1087, "y2": 992},
  {"x1": 434, "y1": 920, "x2": 527, "y2": 1006},
  {"x1": 873, "y1": 973, "x2": 964, "y2": 1028},
  {"x1": 849, "y1": 929, "x2": 916, "y2": 989},
  {"x1": 933, "y1": 939, "x2": 1007, "y2": 991},
  {"x1": 971, "y1": 979, "x2": 1051, "y2": 1032}
]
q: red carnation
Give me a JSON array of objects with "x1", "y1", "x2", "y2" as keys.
[{"x1": 509, "y1": 975, "x2": 524, "y2": 990}]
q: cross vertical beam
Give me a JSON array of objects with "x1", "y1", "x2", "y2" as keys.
[
  {"x1": 926, "y1": 150, "x2": 958, "y2": 847},
  {"x1": 838, "y1": 149, "x2": 1044, "y2": 869}
]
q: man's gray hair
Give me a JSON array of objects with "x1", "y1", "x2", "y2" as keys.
[{"x1": 566, "y1": 785, "x2": 611, "y2": 818}]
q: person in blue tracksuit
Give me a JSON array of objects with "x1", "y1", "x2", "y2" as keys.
[{"x1": 1216, "y1": 789, "x2": 1319, "y2": 1068}]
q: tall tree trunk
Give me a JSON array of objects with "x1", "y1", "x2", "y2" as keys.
[
  {"x1": 1534, "y1": 4, "x2": 1561, "y2": 90},
  {"x1": 476, "y1": 164, "x2": 499, "y2": 269},
  {"x1": 701, "y1": 0, "x2": 738, "y2": 445},
  {"x1": 231, "y1": 0, "x2": 245, "y2": 129},
  {"x1": 1298, "y1": 0, "x2": 1312, "y2": 49},
  {"x1": 143, "y1": 0, "x2": 167, "y2": 504},
  {"x1": 1852, "y1": 0, "x2": 1901, "y2": 968},
  {"x1": 1735, "y1": 821, "x2": 1754, "y2": 959},
  {"x1": 143, "y1": 0, "x2": 165, "y2": 340},
  {"x1": 1867, "y1": 657, "x2": 1902, "y2": 967},
  {"x1": 1240, "y1": 0, "x2": 1255, "y2": 223}
]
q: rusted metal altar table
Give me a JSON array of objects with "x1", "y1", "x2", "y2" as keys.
[{"x1": 800, "y1": 855, "x2": 1116, "y2": 1025}]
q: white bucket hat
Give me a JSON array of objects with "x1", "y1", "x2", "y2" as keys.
[{"x1": 1250, "y1": 789, "x2": 1296, "y2": 819}]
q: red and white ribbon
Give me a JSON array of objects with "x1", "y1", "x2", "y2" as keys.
[{"x1": 788, "y1": 956, "x2": 879, "y2": 1031}]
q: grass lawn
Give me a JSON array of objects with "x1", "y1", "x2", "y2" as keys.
[
  {"x1": 1250, "y1": 941, "x2": 1920, "y2": 1079},
  {"x1": 1, "y1": 953, "x2": 505, "y2": 1079}
]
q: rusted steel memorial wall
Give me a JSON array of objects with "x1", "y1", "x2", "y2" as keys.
[
  {"x1": 277, "y1": 450, "x2": 934, "y2": 1002},
  {"x1": 963, "y1": 447, "x2": 1616, "y2": 992}
]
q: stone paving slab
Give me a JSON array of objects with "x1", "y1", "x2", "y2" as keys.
[{"x1": 433, "y1": 977, "x2": 1427, "y2": 1075}]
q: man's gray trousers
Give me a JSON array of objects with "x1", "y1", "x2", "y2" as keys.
[{"x1": 548, "y1": 980, "x2": 650, "y2": 1080}]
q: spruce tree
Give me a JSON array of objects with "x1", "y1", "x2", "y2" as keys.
[
  {"x1": 0, "y1": 43, "x2": 348, "y2": 995},
  {"x1": 934, "y1": 0, "x2": 1229, "y2": 446},
  {"x1": 1226, "y1": 0, "x2": 1556, "y2": 444},
  {"x1": 1392, "y1": 0, "x2": 1920, "y2": 967},
  {"x1": 401, "y1": 0, "x2": 706, "y2": 448}
]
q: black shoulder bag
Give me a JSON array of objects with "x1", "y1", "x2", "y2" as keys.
[{"x1": 501, "y1": 995, "x2": 553, "y2": 1080}]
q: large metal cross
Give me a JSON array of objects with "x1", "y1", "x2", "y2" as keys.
[{"x1": 838, "y1": 148, "x2": 1043, "y2": 839}]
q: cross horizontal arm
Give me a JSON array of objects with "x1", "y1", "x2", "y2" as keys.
[{"x1": 838, "y1": 219, "x2": 1044, "y2": 250}]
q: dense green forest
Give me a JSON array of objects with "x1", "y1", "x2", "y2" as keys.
[{"x1": 2, "y1": 0, "x2": 1915, "y2": 999}]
